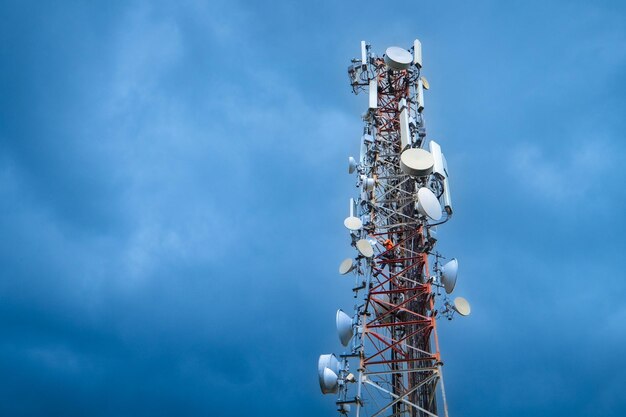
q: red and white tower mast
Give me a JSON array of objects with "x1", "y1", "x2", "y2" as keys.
[{"x1": 318, "y1": 40, "x2": 471, "y2": 417}]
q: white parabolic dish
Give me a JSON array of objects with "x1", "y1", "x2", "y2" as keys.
[
  {"x1": 321, "y1": 367, "x2": 339, "y2": 394},
  {"x1": 348, "y1": 156, "x2": 357, "y2": 174},
  {"x1": 318, "y1": 354, "x2": 340, "y2": 377},
  {"x1": 441, "y1": 258, "x2": 458, "y2": 294},
  {"x1": 453, "y1": 297, "x2": 471, "y2": 316},
  {"x1": 400, "y1": 148, "x2": 434, "y2": 177},
  {"x1": 417, "y1": 187, "x2": 442, "y2": 221},
  {"x1": 356, "y1": 239, "x2": 374, "y2": 258},
  {"x1": 344, "y1": 216, "x2": 362, "y2": 231},
  {"x1": 336, "y1": 309, "x2": 353, "y2": 347},
  {"x1": 339, "y1": 258, "x2": 354, "y2": 275},
  {"x1": 384, "y1": 46, "x2": 412, "y2": 70}
]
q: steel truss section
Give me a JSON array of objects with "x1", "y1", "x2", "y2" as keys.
[
  {"x1": 320, "y1": 42, "x2": 462, "y2": 417},
  {"x1": 352, "y1": 56, "x2": 446, "y2": 417}
]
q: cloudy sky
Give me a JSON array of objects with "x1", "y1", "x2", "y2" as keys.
[{"x1": 1, "y1": 0, "x2": 625, "y2": 416}]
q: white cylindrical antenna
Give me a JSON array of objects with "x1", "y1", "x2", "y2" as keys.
[
  {"x1": 428, "y1": 140, "x2": 445, "y2": 178},
  {"x1": 443, "y1": 179, "x2": 453, "y2": 214},
  {"x1": 360, "y1": 133, "x2": 372, "y2": 164},
  {"x1": 359, "y1": 137, "x2": 366, "y2": 164},
  {"x1": 344, "y1": 198, "x2": 362, "y2": 230},
  {"x1": 413, "y1": 39, "x2": 422, "y2": 68},
  {"x1": 442, "y1": 153, "x2": 453, "y2": 214},
  {"x1": 369, "y1": 78, "x2": 378, "y2": 109},
  {"x1": 360, "y1": 41, "x2": 367, "y2": 68},
  {"x1": 399, "y1": 98, "x2": 410, "y2": 150},
  {"x1": 417, "y1": 77, "x2": 425, "y2": 113}
]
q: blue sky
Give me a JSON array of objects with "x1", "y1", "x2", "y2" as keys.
[{"x1": 1, "y1": 0, "x2": 625, "y2": 416}]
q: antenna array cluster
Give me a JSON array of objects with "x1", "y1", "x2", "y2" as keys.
[{"x1": 317, "y1": 40, "x2": 471, "y2": 417}]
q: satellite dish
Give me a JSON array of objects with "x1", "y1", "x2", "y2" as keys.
[
  {"x1": 400, "y1": 148, "x2": 434, "y2": 177},
  {"x1": 421, "y1": 76, "x2": 430, "y2": 90},
  {"x1": 453, "y1": 297, "x2": 471, "y2": 316},
  {"x1": 416, "y1": 187, "x2": 442, "y2": 221},
  {"x1": 320, "y1": 367, "x2": 339, "y2": 394},
  {"x1": 339, "y1": 404, "x2": 351, "y2": 414},
  {"x1": 339, "y1": 258, "x2": 355, "y2": 275},
  {"x1": 363, "y1": 177, "x2": 375, "y2": 192},
  {"x1": 356, "y1": 239, "x2": 374, "y2": 258},
  {"x1": 336, "y1": 309, "x2": 353, "y2": 346},
  {"x1": 344, "y1": 216, "x2": 362, "y2": 231},
  {"x1": 384, "y1": 46, "x2": 412, "y2": 70},
  {"x1": 318, "y1": 354, "x2": 341, "y2": 393},
  {"x1": 348, "y1": 156, "x2": 357, "y2": 174},
  {"x1": 441, "y1": 258, "x2": 458, "y2": 294},
  {"x1": 318, "y1": 354, "x2": 340, "y2": 375}
]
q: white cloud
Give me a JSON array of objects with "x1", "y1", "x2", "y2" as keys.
[
  {"x1": 107, "y1": 4, "x2": 183, "y2": 113},
  {"x1": 509, "y1": 138, "x2": 615, "y2": 203}
]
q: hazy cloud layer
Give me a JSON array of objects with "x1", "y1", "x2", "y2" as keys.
[{"x1": 1, "y1": 1, "x2": 625, "y2": 416}]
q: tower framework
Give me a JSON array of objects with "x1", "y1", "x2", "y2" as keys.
[{"x1": 318, "y1": 41, "x2": 470, "y2": 417}]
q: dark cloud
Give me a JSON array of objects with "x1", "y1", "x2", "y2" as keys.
[{"x1": 0, "y1": 0, "x2": 625, "y2": 416}]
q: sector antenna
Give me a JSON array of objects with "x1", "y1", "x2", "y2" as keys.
[{"x1": 317, "y1": 40, "x2": 473, "y2": 417}]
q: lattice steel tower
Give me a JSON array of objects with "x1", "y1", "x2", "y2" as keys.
[{"x1": 317, "y1": 40, "x2": 471, "y2": 417}]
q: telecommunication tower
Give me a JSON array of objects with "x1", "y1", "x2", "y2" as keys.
[{"x1": 317, "y1": 40, "x2": 471, "y2": 417}]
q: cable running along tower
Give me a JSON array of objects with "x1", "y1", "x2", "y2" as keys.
[{"x1": 317, "y1": 40, "x2": 471, "y2": 417}]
